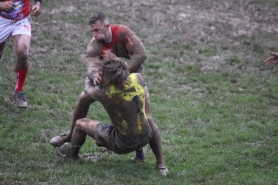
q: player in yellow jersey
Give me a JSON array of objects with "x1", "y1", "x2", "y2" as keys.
[
  {"x1": 51, "y1": 11, "x2": 159, "y2": 169},
  {"x1": 51, "y1": 59, "x2": 168, "y2": 176}
]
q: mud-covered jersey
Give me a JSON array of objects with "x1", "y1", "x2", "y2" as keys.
[
  {"x1": 86, "y1": 24, "x2": 147, "y2": 75},
  {"x1": 101, "y1": 25, "x2": 138, "y2": 58},
  {"x1": 84, "y1": 73, "x2": 148, "y2": 137},
  {"x1": 0, "y1": 0, "x2": 31, "y2": 20}
]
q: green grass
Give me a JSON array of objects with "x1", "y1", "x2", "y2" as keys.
[{"x1": 0, "y1": 0, "x2": 278, "y2": 184}]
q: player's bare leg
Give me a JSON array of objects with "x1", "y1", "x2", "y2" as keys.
[
  {"x1": 69, "y1": 91, "x2": 95, "y2": 138},
  {"x1": 50, "y1": 91, "x2": 95, "y2": 146},
  {"x1": 0, "y1": 42, "x2": 6, "y2": 61},
  {"x1": 133, "y1": 86, "x2": 153, "y2": 163},
  {"x1": 59, "y1": 118, "x2": 99, "y2": 158},
  {"x1": 12, "y1": 34, "x2": 30, "y2": 108},
  {"x1": 148, "y1": 118, "x2": 168, "y2": 176}
]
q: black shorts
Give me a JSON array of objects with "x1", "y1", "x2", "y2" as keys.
[{"x1": 93, "y1": 123, "x2": 153, "y2": 154}]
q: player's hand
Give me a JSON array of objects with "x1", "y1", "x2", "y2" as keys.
[
  {"x1": 105, "y1": 50, "x2": 117, "y2": 59},
  {"x1": 94, "y1": 73, "x2": 102, "y2": 85},
  {"x1": 264, "y1": 52, "x2": 278, "y2": 67},
  {"x1": 31, "y1": 3, "x2": 41, "y2": 16},
  {"x1": 88, "y1": 70, "x2": 102, "y2": 86},
  {"x1": 0, "y1": 1, "x2": 15, "y2": 12}
]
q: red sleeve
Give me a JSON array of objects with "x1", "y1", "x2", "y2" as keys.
[{"x1": 115, "y1": 25, "x2": 148, "y2": 73}]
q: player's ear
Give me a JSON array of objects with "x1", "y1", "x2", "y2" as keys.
[{"x1": 105, "y1": 24, "x2": 110, "y2": 30}]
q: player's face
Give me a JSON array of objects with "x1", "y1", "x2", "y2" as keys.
[{"x1": 89, "y1": 21, "x2": 108, "y2": 42}]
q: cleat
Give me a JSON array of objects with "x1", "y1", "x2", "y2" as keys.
[
  {"x1": 156, "y1": 164, "x2": 169, "y2": 176},
  {"x1": 131, "y1": 148, "x2": 145, "y2": 164},
  {"x1": 131, "y1": 156, "x2": 146, "y2": 164},
  {"x1": 58, "y1": 143, "x2": 79, "y2": 160},
  {"x1": 14, "y1": 91, "x2": 28, "y2": 108},
  {"x1": 50, "y1": 131, "x2": 71, "y2": 147}
]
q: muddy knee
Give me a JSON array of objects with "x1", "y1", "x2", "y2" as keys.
[
  {"x1": 16, "y1": 49, "x2": 29, "y2": 70},
  {"x1": 75, "y1": 118, "x2": 95, "y2": 131},
  {"x1": 75, "y1": 118, "x2": 88, "y2": 129}
]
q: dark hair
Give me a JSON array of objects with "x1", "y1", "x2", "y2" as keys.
[
  {"x1": 100, "y1": 59, "x2": 129, "y2": 90},
  {"x1": 88, "y1": 12, "x2": 107, "y2": 25}
]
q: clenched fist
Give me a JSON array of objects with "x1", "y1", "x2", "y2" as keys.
[{"x1": 264, "y1": 52, "x2": 278, "y2": 67}]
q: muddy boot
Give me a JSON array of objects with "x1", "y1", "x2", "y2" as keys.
[
  {"x1": 131, "y1": 148, "x2": 145, "y2": 164},
  {"x1": 50, "y1": 131, "x2": 71, "y2": 147},
  {"x1": 58, "y1": 143, "x2": 79, "y2": 160},
  {"x1": 14, "y1": 91, "x2": 28, "y2": 108}
]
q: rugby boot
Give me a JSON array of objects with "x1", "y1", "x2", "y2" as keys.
[
  {"x1": 14, "y1": 91, "x2": 28, "y2": 108},
  {"x1": 58, "y1": 143, "x2": 79, "y2": 160},
  {"x1": 131, "y1": 148, "x2": 146, "y2": 164},
  {"x1": 50, "y1": 131, "x2": 71, "y2": 147}
]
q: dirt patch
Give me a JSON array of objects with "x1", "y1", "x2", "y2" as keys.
[
  {"x1": 98, "y1": 0, "x2": 277, "y2": 71},
  {"x1": 37, "y1": 0, "x2": 278, "y2": 72}
]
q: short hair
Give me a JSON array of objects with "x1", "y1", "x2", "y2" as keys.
[
  {"x1": 100, "y1": 59, "x2": 129, "y2": 90},
  {"x1": 88, "y1": 12, "x2": 108, "y2": 25}
]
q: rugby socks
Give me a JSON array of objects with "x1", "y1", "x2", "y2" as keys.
[
  {"x1": 70, "y1": 129, "x2": 86, "y2": 157},
  {"x1": 136, "y1": 148, "x2": 144, "y2": 159},
  {"x1": 15, "y1": 65, "x2": 29, "y2": 93}
]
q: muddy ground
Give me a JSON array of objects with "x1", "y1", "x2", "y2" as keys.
[{"x1": 36, "y1": 0, "x2": 278, "y2": 75}]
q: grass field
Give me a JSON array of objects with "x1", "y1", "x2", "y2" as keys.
[{"x1": 0, "y1": 0, "x2": 278, "y2": 184}]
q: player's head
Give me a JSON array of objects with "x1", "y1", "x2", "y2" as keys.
[
  {"x1": 88, "y1": 12, "x2": 108, "y2": 25},
  {"x1": 88, "y1": 12, "x2": 111, "y2": 42},
  {"x1": 100, "y1": 59, "x2": 129, "y2": 89}
]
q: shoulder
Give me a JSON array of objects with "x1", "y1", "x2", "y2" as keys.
[
  {"x1": 112, "y1": 24, "x2": 134, "y2": 36},
  {"x1": 129, "y1": 73, "x2": 145, "y2": 87},
  {"x1": 86, "y1": 38, "x2": 102, "y2": 56}
]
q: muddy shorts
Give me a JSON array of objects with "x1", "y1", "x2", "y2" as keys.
[
  {"x1": 93, "y1": 123, "x2": 153, "y2": 154},
  {"x1": 0, "y1": 16, "x2": 31, "y2": 43}
]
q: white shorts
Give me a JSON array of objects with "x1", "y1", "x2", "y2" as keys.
[{"x1": 0, "y1": 16, "x2": 31, "y2": 43}]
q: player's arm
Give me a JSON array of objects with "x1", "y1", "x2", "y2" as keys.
[
  {"x1": 86, "y1": 39, "x2": 103, "y2": 85},
  {"x1": 87, "y1": 69, "x2": 103, "y2": 86},
  {"x1": 123, "y1": 28, "x2": 148, "y2": 73},
  {"x1": 84, "y1": 77, "x2": 98, "y2": 100},
  {"x1": 86, "y1": 56, "x2": 102, "y2": 85}
]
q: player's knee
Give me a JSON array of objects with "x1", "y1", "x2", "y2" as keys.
[
  {"x1": 75, "y1": 118, "x2": 86, "y2": 128},
  {"x1": 16, "y1": 50, "x2": 28, "y2": 69},
  {"x1": 17, "y1": 44, "x2": 28, "y2": 58}
]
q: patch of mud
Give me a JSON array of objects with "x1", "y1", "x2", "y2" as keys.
[
  {"x1": 39, "y1": 0, "x2": 278, "y2": 72},
  {"x1": 93, "y1": 0, "x2": 277, "y2": 72},
  {"x1": 80, "y1": 153, "x2": 102, "y2": 162}
]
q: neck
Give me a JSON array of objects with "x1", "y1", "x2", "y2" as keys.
[{"x1": 104, "y1": 27, "x2": 112, "y2": 43}]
